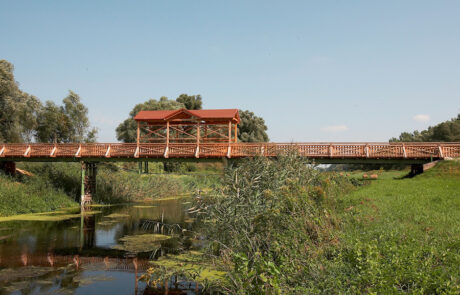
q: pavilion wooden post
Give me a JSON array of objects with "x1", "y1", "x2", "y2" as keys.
[
  {"x1": 234, "y1": 123, "x2": 238, "y2": 143},
  {"x1": 136, "y1": 122, "x2": 140, "y2": 146},
  {"x1": 228, "y1": 121, "x2": 232, "y2": 144},
  {"x1": 166, "y1": 121, "x2": 170, "y2": 146}
]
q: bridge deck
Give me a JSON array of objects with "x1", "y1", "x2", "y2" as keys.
[{"x1": 1, "y1": 142, "x2": 459, "y2": 162}]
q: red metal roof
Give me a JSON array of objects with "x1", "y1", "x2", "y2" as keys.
[{"x1": 134, "y1": 109, "x2": 240, "y2": 123}]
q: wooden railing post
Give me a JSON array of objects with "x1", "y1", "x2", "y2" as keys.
[
  {"x1": 24, "y1": 145, "x2": 31, "y2": 157},
  {"x1": 50, "y1": 145, "x2": 57, "y2": 157},
  {"x1": 329, "y1": 144, "x2": 333, "y2": 158},
  {"x1": 76, "y1": 145, "x2": 82, "y2": 158},
  {"x1": 438, "y1": 144, "x2": 444, "y2": 158},
  {"x1": 0, "y1": 145, "x2": 4, "y2": 157},
  {"x1": 164, "y1": 121, "x2": 170, "y2": 158},
  {"x1": 195, "y1": 123, "x2": 200, "y2": 158},
  {"x1": 105, "y1": 145, "x2": 111, "y2": 158},
  {"x1": 402, "y1": 144, "x2": 407, "y2": 158}
]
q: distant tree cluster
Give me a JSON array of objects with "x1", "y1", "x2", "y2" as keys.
[
  {"x1": 0, "y1": 60, "x2": 97, "y2": 143},
  {"x1": 390, "y1": 114, "x2": 460, "y2": 142},
  {"x1": 116, "y1": 96, "x2": 269, "y2": 143}
]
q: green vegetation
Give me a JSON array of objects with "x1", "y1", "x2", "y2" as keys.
[
  {"x1": 0, "y1": 160, "x2": 221, "y2": 216},
  {"x1": 0, "y1": 59, "x2": 97, "y2": 144},
  {"x1": 326, "y1": 160, "x2": 460, "y2": 293},
  {"x1": 0, "y1": 173, "x2": 76, "y2": 216},
  {"x1": 237, "y1": 110, "x2": 269, "y2": 142},
  {"x1": 0, "y1": 209, "x2": 100, "y2": 222},
  {"x1": 186, "y1": 156, "x2": 460, "y2": 294},
  {"x1": 390, "y1": 113, "x2": 460, "y2": 142},
  {"x1": 142, "y1": 250, "x2": 227, "y2": 291},
  {"x1": 191, "y1": 154, "x2": 355, "y2": 294},
  {"x1": 113, "y1": 233, "x2": 171, "y2": 253}
]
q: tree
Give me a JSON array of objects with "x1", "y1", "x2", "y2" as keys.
[
  {"x1": 390, "y1": 114, "x2": 460, "y2": 142},
  {"x1": 176, "y1": 94, "x2": 202, "y2": 110},
  {"x1": 116, "y1": 96, "x2": 195, "y2": 142},
  {"x1": 0, "y1": 60, "x2": 42, "y2": 143},
  {"x1": 62, "y1": 91, "x2": 97, "y2": 142},
  {"x1": 237, "y1": 110, "x2": 269, "y2": 142},
  {"x1": 36, "y1": 91, "x2": 97, "y2": 143}
]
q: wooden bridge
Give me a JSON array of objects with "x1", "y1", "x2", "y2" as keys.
[
  {"x1": 1, "y1": 109, "x2": 459, "y2": 205},
  {"x1": 0, "y1": 142, "x2": 459, "y2": 162}
]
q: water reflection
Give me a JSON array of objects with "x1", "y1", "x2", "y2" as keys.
[{"x1": 0, "y1": 199, "x2": 196, "y2": 294}]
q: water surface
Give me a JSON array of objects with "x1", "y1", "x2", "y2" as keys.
[{"x1": 0, "y1": 199, "x2": 199, "y2": 294}]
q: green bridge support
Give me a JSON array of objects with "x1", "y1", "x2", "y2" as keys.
[
  {"x1": 80, "y1": 162, "x2": 97, "y2": 207},
  {"x1": 137, "y1": 161, "x2": 149, "y2": 174}
]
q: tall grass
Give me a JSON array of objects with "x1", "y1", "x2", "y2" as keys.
[
  {"x1": 0, "y1": 172, "x2": 76, "y2": 216},
  {"x1": 194, "y1": 154, "x2": 356, "y2": 294},
  {"x1": 19, "y1": 162, "x2": 221, "y2": 204}
]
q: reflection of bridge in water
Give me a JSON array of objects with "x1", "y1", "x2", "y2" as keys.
[{"x1": 0, "y1": 213, "x2": 192, "y2": 295}]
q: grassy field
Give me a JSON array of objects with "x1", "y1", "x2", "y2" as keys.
[{"x1": 329, "y1": 160, "x2": 460, "y2": 293}]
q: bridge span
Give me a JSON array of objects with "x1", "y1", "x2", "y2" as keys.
[
  {"x1": 1, "y1": 141, "x2": 459, "y2": 206},
  {"x1": 1, "y1": 142, "x2": 459, "y2": 162}
]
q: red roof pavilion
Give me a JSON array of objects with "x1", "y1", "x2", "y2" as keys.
[{"x1": 134, "y1": 108, "x2": 240, "y2": 144}]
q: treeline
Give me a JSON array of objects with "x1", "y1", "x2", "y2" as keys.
[
  {"x1": 390, "y1": 114, "x2": 460, "y2": 142},
  {"x1": 0, "y1": 60, "x2": 96, "y2": 143}
]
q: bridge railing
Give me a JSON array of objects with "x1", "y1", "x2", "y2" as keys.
[{"x1": 1, "y1": 142, "x2": 459, "y2": 159}]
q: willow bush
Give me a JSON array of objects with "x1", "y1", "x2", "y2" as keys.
[{"x1": 195, "y1": 154, "x2": 355, "y2": 294}]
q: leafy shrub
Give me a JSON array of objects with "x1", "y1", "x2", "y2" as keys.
[{"x1": 195, "y1": 154, "x2": 355, "y2": 293}]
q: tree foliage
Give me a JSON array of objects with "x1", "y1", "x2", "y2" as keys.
[
  {"x1": 0, "y1": 60, "x2": 43, "y2": 143},
  {"x1": 0, "y1": 60, "x2": 97, "y2": 143},
  {"x1": 237, "y1": 110, "x2": 269, "y2": 142},
  {"x1": 390, "y1": 114, "x2": 460, "y2": 142},
  {"x1": 35, "y1": 93, "x2": 97, "y2": 143},
  {"x1": 176, "y1": 94, "x2": 202, "y2": 110}
]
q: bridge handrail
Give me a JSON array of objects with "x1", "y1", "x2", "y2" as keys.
[{"x1": 0, "y1": 142, "x2": 459, "y2": 159}]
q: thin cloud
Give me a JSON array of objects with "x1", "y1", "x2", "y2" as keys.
[
  {"x1": 320, "y1": 125, "x2": 348, "y2": 132},
  {"x1": 413, "y1": 114, "x2": 430, "y2": 123}
]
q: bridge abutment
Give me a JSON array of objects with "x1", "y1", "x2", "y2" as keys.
[
  {"x1": 0, "y1": 161, "x2": 16, "y2": 176},
  {"x1": 81, "y1": 162, "x2": 97, "y2": 207}
]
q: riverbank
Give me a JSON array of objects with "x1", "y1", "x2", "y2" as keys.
[
  {"x1": 0, "y1": 173, "x2": 76, "y2": 216},
  {"x1": 0, "y1": 162, "x2": 222, "y2": 217}
]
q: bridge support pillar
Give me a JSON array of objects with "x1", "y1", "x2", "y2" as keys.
[
  {"x1": 0, "y1": 161, "x2": 16, "y2": 176},
  {"x1": 138, "y1": 162, "x2": 142, "y2": 174},
  {"x1": 144, "y1": 161, "x2": 149, "y2": 174},
  {"x1": 410, "y1": 164, "x2": 424, "y2": 176},
  {"x1": 81, "y1": 162, "x2": 97, "y2": 207}
]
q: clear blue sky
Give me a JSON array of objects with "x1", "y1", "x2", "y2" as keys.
[{"x1": 1, "y1": 1, "x2": 459, "y2": 142}]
